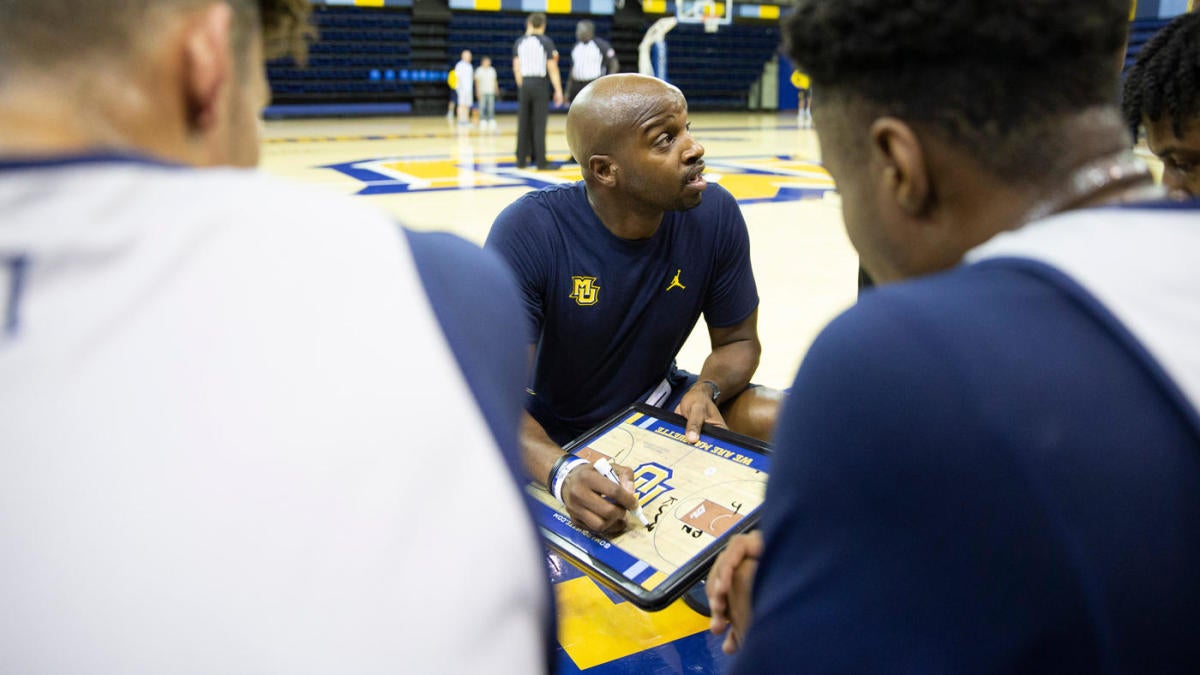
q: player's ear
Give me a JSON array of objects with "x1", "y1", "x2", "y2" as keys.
[
  {"x1": 869, "y1": 117, "x2": 930, "y2": 217},
  {"x1": 181, "y1": 2, "x2": 235, "y2": 134},
  {"x1": 590, "y1": 154, "x2": 617, "y2": 187}
]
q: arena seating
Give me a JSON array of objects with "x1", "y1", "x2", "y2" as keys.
[
  {"x1": 1123, "y1": 17, "x2": 1173, "y2": 72},
  {"x1": 264, "y1": 6, "x2": 784, "y2": 117},
  {"x1": 662, "y1": 22, "x2": 780, "y2": 110}
]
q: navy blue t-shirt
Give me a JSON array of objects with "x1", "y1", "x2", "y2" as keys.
[
  {"x1": 485, "y1": 181, "x2": 758, "y2": 443},
  {"x1": 732, "y1": 258, "x2": 1200, "y2": 674}
]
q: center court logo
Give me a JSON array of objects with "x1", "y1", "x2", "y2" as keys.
[{"x1": 570, "y1": 276, "x2": 600, "y2": 306}]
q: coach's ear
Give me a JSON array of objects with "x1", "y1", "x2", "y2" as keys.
[{"x1": 589, "y1": 154, "x2": 617, "y2": 187}]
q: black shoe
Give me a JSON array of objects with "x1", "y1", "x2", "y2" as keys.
[
  {"x1": 536, "y1": 162, "x2": 560, "y2": 171},
  {"x1": 516, "y1": 161, "x2": 528, "y2": 169},
  {"x1": 682, "y1": 578, "x2": 712, "y2": 617}
]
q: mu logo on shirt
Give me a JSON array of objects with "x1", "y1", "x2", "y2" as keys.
[{"x1": 570, "y1": 276, "x2": 600, "y2": 306}]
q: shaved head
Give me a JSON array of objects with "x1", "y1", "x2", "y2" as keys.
[{"x1": 566, "y1": 74, "x2": 686, "y2": 181}]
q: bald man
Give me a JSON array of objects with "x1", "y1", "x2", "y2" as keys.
[{"x1": 486, "y1": 74, "x2": 782, "y2": 537}]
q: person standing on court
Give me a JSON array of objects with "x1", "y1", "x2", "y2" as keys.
[
  {"x1": 0, "y1": 1, "x2": 552, "y2": 672},
  {"x1": 475, "y1": 55, "x2": 499, "y2": 131},
  {"x1": 513, "y1": 12, "x2": 564, "y2": 170},
  {"x1": 486, "y1": 74, "x2": 782, "y2": 536},
  {"x1": 567, "y1": 19, "x2": 619, "y2": 103},
  {"x1": 453, "y1": 48, "x2": 474, "y2": 127}
]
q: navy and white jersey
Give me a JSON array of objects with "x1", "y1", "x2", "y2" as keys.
[
  {"x1": 514, "y1": 34, "x2": 557, "y2": 77},
  {"x1": 0, "y1": 155, "x2": 550, "y2": 674},
  {"x1": 571, "y1": 38, "x2": 615, "y2": 80},
  {"x1": 732, "y1": 202, "x2": 1200, "y2": 674},
  {"x1": 485, "y1": 181, "x2": 758, "y2": 444}
]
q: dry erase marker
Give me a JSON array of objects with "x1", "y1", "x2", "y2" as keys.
[{"x1": 593, "y1": 458, "x2": 650, "y2": 528}]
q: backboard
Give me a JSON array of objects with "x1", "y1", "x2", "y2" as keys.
[{"x1": 676, "y1": 0, "x2": 733, "y2": 31}]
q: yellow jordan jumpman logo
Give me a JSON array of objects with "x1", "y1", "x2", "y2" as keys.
[{"x1": 666, "y1": 269, "x2": 686, "y2": 292}]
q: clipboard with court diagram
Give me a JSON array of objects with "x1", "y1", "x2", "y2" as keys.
[{"x1": 528, "y1": 403, "x2": 771, "y2": 611}]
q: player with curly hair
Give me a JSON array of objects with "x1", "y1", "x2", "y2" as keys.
[
  {"x1": 707, "y1": 1, "x2": 1200, "y2": 671},
  {"x1": 1122, "y1": 11, "x2": 1200, "y2": 196}
]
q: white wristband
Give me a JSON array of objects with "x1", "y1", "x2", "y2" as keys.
[{"x1": 550, "y1": 457, "x2": 589, "y2": 506}]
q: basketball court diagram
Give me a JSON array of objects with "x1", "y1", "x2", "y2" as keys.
[{"x1": 529, "y1": 409, "x2": 769, "y2": 591}]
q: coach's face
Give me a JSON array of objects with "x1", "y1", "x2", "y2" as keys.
[{"x1": 611, "y1": 83, "x2": 707, "y2": 213}]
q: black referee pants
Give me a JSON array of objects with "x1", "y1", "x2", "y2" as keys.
[
  {"x1": 567, "y1": 77, "x2": 596, "y2": 103},
  {"x1": 517, "y1": 76, "x2": 550, "y2": 167}
]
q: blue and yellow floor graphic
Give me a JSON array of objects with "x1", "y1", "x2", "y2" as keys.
[
  {"x1": 317, "y1": 152, "x2": 835, "y2": 203},
  {"x1": 548, "y1": 551, "x2": 730, "y2": 673}
]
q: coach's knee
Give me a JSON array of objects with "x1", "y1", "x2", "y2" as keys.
[{"x1": 721, "y1": 386, "x2": 785, "y2": 442}]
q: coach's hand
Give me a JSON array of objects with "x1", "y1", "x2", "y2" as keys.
[
  {"x1": 707, "y1": 530, "x2": 762, "y2": 654},
  {"x1": 561, "y1": 461, "x2": 639, "y2": 534},
  {"x1": 675, "y1": 383, "x2": 728, "y2": 444}
]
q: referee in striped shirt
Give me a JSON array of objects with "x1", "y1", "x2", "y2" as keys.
[
  {"x1": 513, "y1": 12, "x2": 564, "y2": 170},
  {"x1": 567, "y1": 20, "x2": 619, "y2": 102}
]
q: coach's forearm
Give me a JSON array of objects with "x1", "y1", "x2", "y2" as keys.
[
  {"x1": 520, "y1": 410, "x2": 566, "y2": 486},
  {"x1": 696, "y1": 339, "x2": 760, "y2": 404}
]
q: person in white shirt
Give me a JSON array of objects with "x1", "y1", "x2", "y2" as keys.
[
  {"x1": 513, "y1": 12, "x2": 564, "y2": 170},
  {"x1": 475, "y1": 55, "x2": 499, "y2": 131},
  {"x1": 454, "y1": 49, "x2": 475, "y2": 127},
  {"x1": 568, "y1": 19, "x2": 619, "y2": 102},
  {"x1": 0, "y1": 1, "x2": 553, "y2": 672}
]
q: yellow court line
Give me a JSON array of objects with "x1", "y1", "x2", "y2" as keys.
[{"x1": 555, "y1": 575, "x2": 709, "y2": 670}]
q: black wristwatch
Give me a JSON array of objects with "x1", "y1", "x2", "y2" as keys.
[{"x1": 700, "y1": 379, "x2": 720, "y2": 403}]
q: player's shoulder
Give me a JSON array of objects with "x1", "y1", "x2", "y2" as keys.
[
  {"x1": 818, "y1": 266, "x2": 1027, "y2": 349},
  {"x1": 120, "y1": 165, "x2": 410, "y2": 278},
  {"x1": 405, "y1": 229, "x2": 513, "y2": 290},
  {"x1": 800, "y1": 264, "x2": 1061, "y2": 405},
  {"x1": 178, "y1": 166, "x2": 398, "y2": 240},
  {"x1": 780, "y1": 272, "x2": 1026, "y2": 473}
]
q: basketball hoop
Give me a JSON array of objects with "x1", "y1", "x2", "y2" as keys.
[
  {"x1": 700, "y1": 1, "x2": 721, "y2": 32},
  {"x1": 672, "y1": 0, "x2": 728, "y2": 33}
]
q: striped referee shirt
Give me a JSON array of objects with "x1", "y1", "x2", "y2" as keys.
[
  {"x1": 514, "y1": 34, "x2": 557, "y2": 77},
  {"x1": 571, "y1": 39, "x2": 614, "y2": 80}
]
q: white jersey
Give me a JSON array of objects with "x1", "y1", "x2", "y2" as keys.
[
  {"x1": 0, "y1": 157, "x2": 549, "y2": 674},
  {"x1": 968, "y1": 202, "x2": 1200, "y2": 417},
  {"x1": 455, "y1": 60, "x2": 474, "y2": 99}
]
